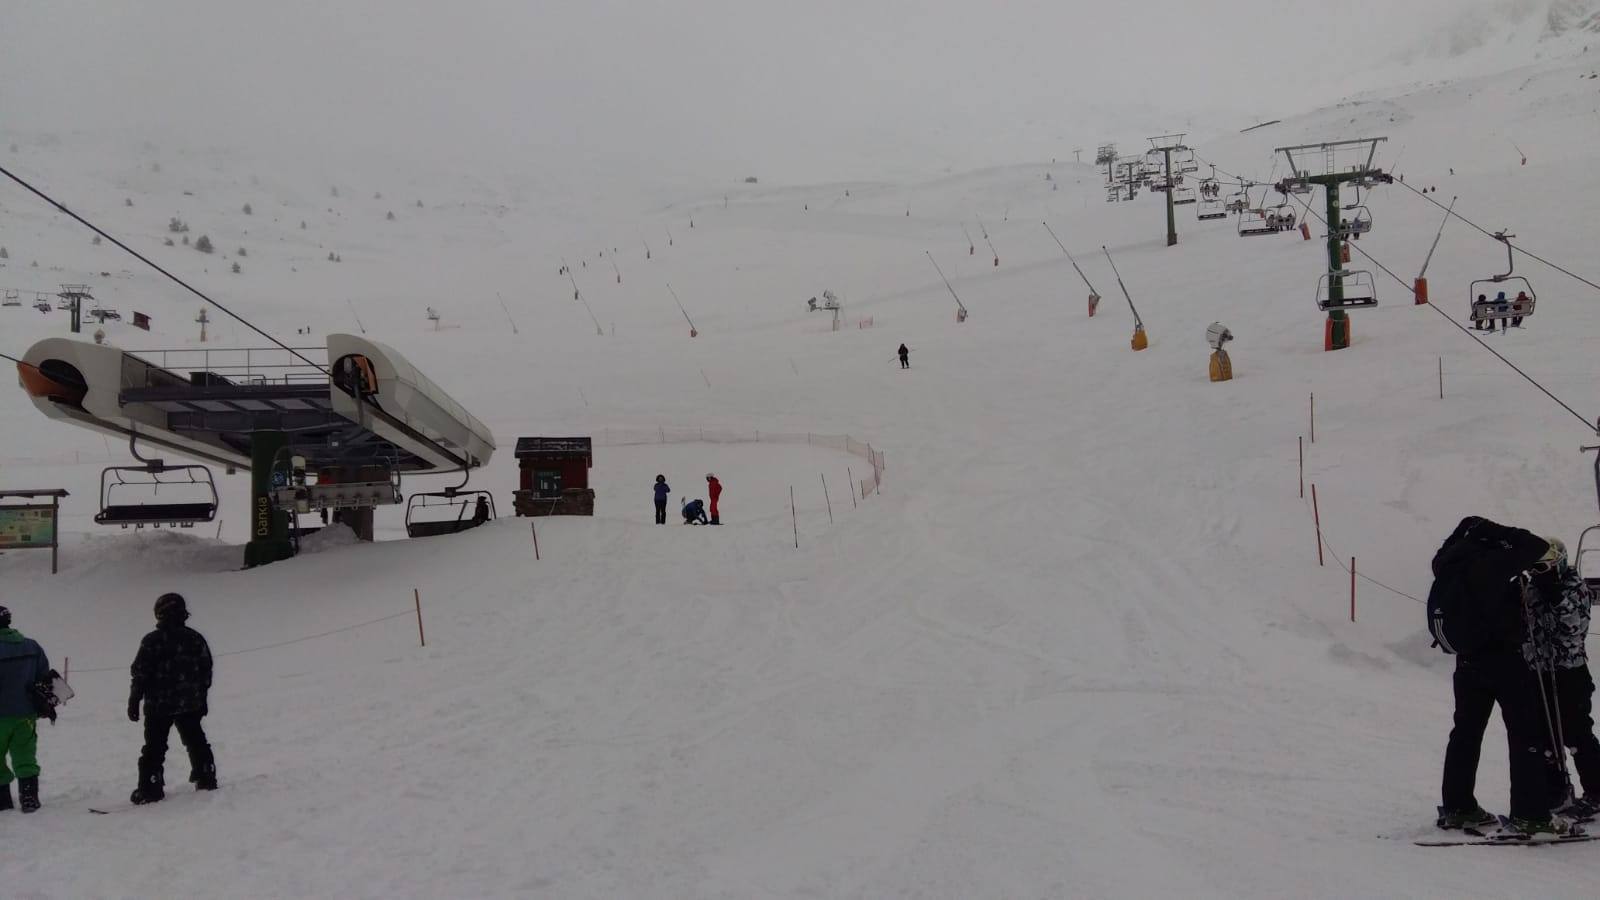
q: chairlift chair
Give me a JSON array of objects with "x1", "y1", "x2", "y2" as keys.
[
  {"x1": 1173, "y1": 186, "x2": 1197, "y2": 205},
  {"x1": 95, "y1": 462, "x2": 219, "y2": 528},
  {"x1": 1334, "y1": 206, "x2": 1373, "y2": 238},
  {"x1": 1238, "y1": 210, "x2": 1281, "y2": 237},
  {"x1": 405, "y1": 489, "x2": 496, "y2": 539},
  {"x1": 1315, "y1": 270, "x2": 1378, "y2": 311},
  {"x1": 1197, "y1": 198, "x2": 1228, "y2": 221},
  {"x1": 2, "y1": 289, "x2": 20, "y2": 307},
  {"x1": 1468, "y1": 232, "x2": 1537, "y2": 327}
]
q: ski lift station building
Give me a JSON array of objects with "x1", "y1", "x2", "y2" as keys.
[{"x1": 513, "y1": 437, "x2": 595, "y2": 517}]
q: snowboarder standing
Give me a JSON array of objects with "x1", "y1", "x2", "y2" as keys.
[
  {"x1": 706, "y1": 474, "x2": 722, "y2": 525},
  {"x1": 1430, "y1": 518, "x2": 1577, "y2": 837},
  {"x1": 897, "y1": 344, "x2": 910, "y2": 369},
  {"x1": 1522, "y1": 539, "x2": 1600, "y2": 818},
  {"x1": 128, "y1": 593, "x2": 216, "y2": 805},
  {"x1": 654, "y1": 475, "x2": 671, "y2": 525},
  {"x1": 0, "y1": 605, "x2": 49, "y2": 813}
]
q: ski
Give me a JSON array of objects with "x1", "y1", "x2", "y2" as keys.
[{"x1": 1414, "y1": 834, "x2": 1597, "y2": 847}]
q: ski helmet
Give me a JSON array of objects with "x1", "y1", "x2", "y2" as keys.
[
  {"x1": 0, "y1": 605, "x2": 10, "y2": 628},
  {"x1": 706, "y1": 473, "x2": 715, "y2": 480},
  {"x1": 656, "y1": 474, "x2": 665, "y2": 483},
  {"x1": 154, "y1": 592, "x2": 189, "y2": 622},
  {"x1": 1542, "y1": 538, "x2": 1568, "y2": 567}
]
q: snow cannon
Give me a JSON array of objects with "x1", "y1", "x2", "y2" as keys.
[
  {"x1": 1414, "y1": 277, "x2": 1429, "y2": 305},
  {"x1": 1206, "y1": 322, "x2": 1233, "y2": 382},
  {"x1": 1131, "y1": 324, "x2": 1148, "y2": 352},
  {"x1": 1088, "y1": 292, "x2": 1101, "y2": 318}
]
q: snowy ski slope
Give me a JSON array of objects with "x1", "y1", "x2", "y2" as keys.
[{"x1": 6, "y1": 51, "x2": 1600, "y2": 898}]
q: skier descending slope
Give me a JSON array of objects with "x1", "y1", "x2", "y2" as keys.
[
  {"x1": 897, "y1": 343, "x2": 910, "y2": 369},
  {"x1": 1428, "y1": 518, "x2": 1581, "y2": 839},
  {"x1": 128, "y1": 593, "x2": 217, "y2": 805},
  {"x1": 0, "y1": 605, "x2": 50, "y2": 813}
]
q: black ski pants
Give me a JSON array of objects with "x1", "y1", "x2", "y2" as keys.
[
  {"x1": 140, "y1": 711, "x2": 213, "y2": 781},
  {"x1": 1442, "y1": 649, "x2": 1554, "y2": 820},
  {"x1": 654, "y1": 498, "x2": 667, "y2": 525},
  {"x1": 1543, "y1": 664, "x2": 1600, "y2": 800}
]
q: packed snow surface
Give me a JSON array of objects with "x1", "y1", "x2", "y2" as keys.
[{"x1": 8, "y1": 52, "x2": 1600, "y2": 898}]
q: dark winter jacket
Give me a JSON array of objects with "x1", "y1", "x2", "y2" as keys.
[
  {"x1": 654, "y1": 482, "x2": 672, "y2": 502},
  {"x1": 1430, "y1": 516, "x2": 1549, "y2": 657},
  {"x1": 130, "y1": 622, "x2": 213, "y2": 718},
  {"x1": 0, "y1": 628, "x2": 49, "y2": 719},
  {"x1": 1524, "y1": 563, "x2": 1592, "y2": 670}
]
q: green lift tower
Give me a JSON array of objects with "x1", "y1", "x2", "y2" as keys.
[{"x1": 1273, "y1": 138, "x2": 1393, "y2": 351}]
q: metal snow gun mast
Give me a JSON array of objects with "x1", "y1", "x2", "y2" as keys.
[{"x1": 1273, "y1": 137, "x2": 1393, "y2": 351}]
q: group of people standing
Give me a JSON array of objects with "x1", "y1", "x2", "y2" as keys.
[
  {"x1": 1431, "y1": 518, "x2": 1599, "y2": 838},
  {"x1": 654, "y1": 473, "x2": 723, "y2": 525},
  {"x1": 0, "y1": 593, "x2": 218, "y2": 813}
]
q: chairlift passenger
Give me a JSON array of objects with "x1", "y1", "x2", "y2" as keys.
[{"x1": 1513, "y1": 290, "x2": 1529, "y2": 327}]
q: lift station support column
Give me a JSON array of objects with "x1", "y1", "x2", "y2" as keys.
[{"x1": 245, "y1": 429, "x2": 295, "y2": 568}]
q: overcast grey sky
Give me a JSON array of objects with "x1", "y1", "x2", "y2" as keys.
[{"x1": 0, "y1": 0, "x2": 1483, "y2": 183}]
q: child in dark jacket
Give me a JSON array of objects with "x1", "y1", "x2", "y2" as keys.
[{"x1": 128, "y1": 593, "x2": 216, "y2": 805}]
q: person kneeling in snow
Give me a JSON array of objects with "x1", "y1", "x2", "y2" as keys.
[
  {"x1": 128, "y1": 593, "x2": 216, "y2": 805},
  {"x1": 682, "y1": 498, "x2": 709, "y2": 525}
]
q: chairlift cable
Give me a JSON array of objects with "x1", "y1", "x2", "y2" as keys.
[
  {"x1": 0, "y1": 162, "x2": 326, "y2": 374},
  {"x1": 1283, "y1": 188, "x2": 1595, "y2": 432},
  {"x1": 1396, "y1": 179, "x2": 1600, "y2": 297}
]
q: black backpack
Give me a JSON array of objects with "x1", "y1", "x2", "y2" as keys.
[{"x1": 1426, "y1": 517, "x2": 1548, "y2": 656}]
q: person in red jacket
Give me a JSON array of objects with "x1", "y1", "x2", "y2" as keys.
[{"x1": 706, "y1": 474, "x2": 722, "y2": 525}]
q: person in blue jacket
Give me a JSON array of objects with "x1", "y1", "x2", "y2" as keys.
[
  {"x1": 0, "y1": 605, "x2": 49, "y2": 813},
  {"x1": 653, "y1": 475, "x2": 671, "y2": 524},
  {"x1": 682, "y1": 498, "x2": 708, "y2": 525}
]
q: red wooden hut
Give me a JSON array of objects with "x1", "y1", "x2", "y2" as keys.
[{"x1": 514, "y1": 437, "x2": 594, "y2": 516}]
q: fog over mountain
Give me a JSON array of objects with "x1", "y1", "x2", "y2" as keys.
[{"x1": 0, "y1": 0, "x2": 1586, "y2": 185}]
